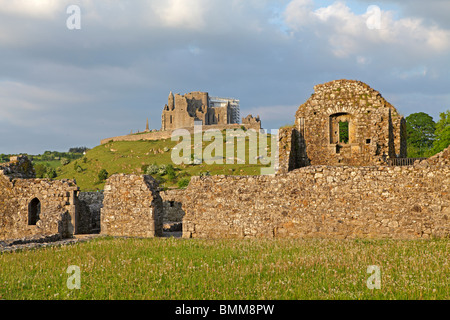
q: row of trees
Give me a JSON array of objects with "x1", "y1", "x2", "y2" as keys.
[{"x1": 406, "y1": 110, "x2": 450, "y2": 158}]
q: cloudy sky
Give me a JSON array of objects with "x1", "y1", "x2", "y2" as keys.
[{"x1": 0, "y1": 0, "x2": 449, "y2": 154}]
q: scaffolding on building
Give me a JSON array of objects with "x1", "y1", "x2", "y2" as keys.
[{"x1": 209, "y1": 96, "x2": 241, "y2": 124}]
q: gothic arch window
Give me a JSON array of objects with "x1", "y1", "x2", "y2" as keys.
[{"x1": 28, "y1": 198, "x2": 41, "y2": 225}]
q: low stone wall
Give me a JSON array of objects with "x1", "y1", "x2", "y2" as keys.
[
  {"x1": 182, "y1": 155, "x2": 450, "y2": 239},
  {"x1": 100, "y1": 174, "x2": 163, "y2": 237},
  {"x1": 100, "y1": 123, "x2": 260, "y2": 145}
]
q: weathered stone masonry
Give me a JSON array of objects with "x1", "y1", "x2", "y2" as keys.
[
  {"x1": 100, "y1": 174, "x2": 163, "y2": 238},
  {"x1": 294, "y1": 79, "x2": 407, "y2": 167},
  {"x1": 182, "y1": 147, "x2": 450, "y2": 240},
  {"x1": 0, "y1": 156, "x2": 80, "y2": 240}
]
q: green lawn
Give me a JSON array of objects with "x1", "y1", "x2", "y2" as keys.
[{"x1": 1, "y1": 237, "x2": 448, "y2": 300}]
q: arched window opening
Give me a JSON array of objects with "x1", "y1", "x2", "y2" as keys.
[{"x1": 28, "y1": 198, "x2": 41, "y2": 225}]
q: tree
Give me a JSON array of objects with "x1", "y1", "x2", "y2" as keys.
[
  {"x1": 34, "y1": 163, "x2": 47, "y2": 178},
  {"x1": 406, "y1": 112, "x2": 436, "y2": 157},
  {"x1": 45, "y1": 168, "x2": 57, "y2": 179},
  {"x1": 431, "y1": 110, "x2": 450, "y2": 155},
  {"x1": 339, "y1": 121, "x2": 349, "y2": 143}
]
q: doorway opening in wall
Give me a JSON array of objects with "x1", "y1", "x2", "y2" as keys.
[
  {"x1": 339, "y1": 121, "x2": 349, "y2": 144},
  {"x1": 28, "y1": 198, "x2": 41, "y2": 225}
]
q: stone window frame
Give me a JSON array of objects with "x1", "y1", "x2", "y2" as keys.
[{"x1": 329, "y1": 112, "x2": 355, "y2": 146}]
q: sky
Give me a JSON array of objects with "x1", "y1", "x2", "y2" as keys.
[{"x1": 0, "y1": 0, "x2": 449, "y2": 154}]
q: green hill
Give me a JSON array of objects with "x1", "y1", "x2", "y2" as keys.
[{"x1": 57, "y1": 133, "x2": 273, "y2": 191}]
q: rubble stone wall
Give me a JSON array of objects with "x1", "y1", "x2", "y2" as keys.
[
  {"x1": 100, "y1": 174, "x2": 163, "y2": 237},
  {"x1": 182, "y1": 147, "x2": 450, "y2": 239},
  {"x1": 0, "y1": 173, "x2": 79, "y2": 240}
]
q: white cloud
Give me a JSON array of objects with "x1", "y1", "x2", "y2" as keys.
[
  {"x1": 0, "y1": 0, "x2": 64, "y2": 18},
  {"x1": 151, "y1": 0, "x2": 208, "y2": 30},
  {"x1": 283, "y1": 0, "x2": 450, "y2": 60}
]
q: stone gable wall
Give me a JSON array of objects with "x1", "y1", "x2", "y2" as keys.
[{"x1": 295, "y1": 79, "x2": 407, "y2": 166}]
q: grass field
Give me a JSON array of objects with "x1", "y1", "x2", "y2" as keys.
[
  {"x1": 1, "y1": 237, "x2": 449, "y2": 300},
  {"x1": 56, "y1": 132, "x2": 273, "y2": 191}
]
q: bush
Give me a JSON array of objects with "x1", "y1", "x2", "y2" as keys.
[
  {"x1": 98, "y1": 169, "x2": 109, "y2": 182},
  {"x1": 61, "y1": 158, "x2": 70, "y2": 166},
  {"x1": 145, "y1": 164, "x2": 159, "y2": 175},
  {"x1": 167, "y1": 164, "x2": 176, "y2": 180},
  {"x1": 158, "y1": 164, "x2": 167, "y2": 175},
  {"x1": 200, "y1": 171, "x2": 211, "y2": 177},
  {"x1": 177, "y1": 178, "x2": 190, "y2": 189}
]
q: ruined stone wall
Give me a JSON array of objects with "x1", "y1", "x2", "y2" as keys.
[
  {"x1": 0, "y1": 155, "x2": 36, "y2": 179},
  {"x1": 0, "y1": 174, "x2": 79, "y2": 240},
  {"x1": 295, "y1": 80, "x2": 407, "y2": 166},
  {"x1": 242, "y1": 115, "x2": 262, "y2": 130},
  {"x1": 182, "y1": 149, "x2": 450, "y2": 239},
  {"x1": 278, "y1": 126, "x2": 309, "y2": 174},
  {"x1": 101, "y1": 174, "x2": 163, "y2": 237}
]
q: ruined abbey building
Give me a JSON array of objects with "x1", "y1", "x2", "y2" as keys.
[{"x1": 2, "y1": 79, "x2": 449, "y2": 244}]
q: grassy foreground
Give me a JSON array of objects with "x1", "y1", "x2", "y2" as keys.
[{"x1": 1, "y1": 237, "x2": 449, "y2": 300}]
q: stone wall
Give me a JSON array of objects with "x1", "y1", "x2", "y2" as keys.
[
  {"x1": 0, "y1": 155, "x2": 35, "y2": 178},
  {"x1": 277, "y1": 126, "x2": 309, "y2": 174},
  {"x1": 0, "y1": 173, "x2": 79, "y2": 240},
  {"x1": 100, "y1": 174, "x2": 163, "y2": 237},
  {"x1": 100, "y1": 123, "x2": 259, "y2": 145},
  {"x1": 182, "y1": 147, "x2": 450, "y2": 239}
]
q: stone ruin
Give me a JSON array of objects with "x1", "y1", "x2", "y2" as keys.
[
  {"x1": 294, "y1": 79, "x2": 407, "y2": 167},
  {"x1": 0, "y1": 155, "x2": 183, "y2": 242},
  {"x1": 0, "y1": 156, "x2": 79, "y2": 240},
  {"x1": 1, "y1": 79, "x2": 449, "y2": 243}
]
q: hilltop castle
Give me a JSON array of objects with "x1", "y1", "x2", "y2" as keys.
[{"x1": 161, "y1": 91, "x2": 260, "y2": 131}]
